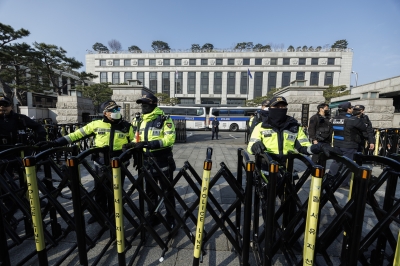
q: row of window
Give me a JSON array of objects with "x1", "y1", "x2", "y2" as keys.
[
  {"x1": 100, "y1": 71, "x2": 333, "y2": 97},
  {"x1": 99, "y1": 57, "x2": 335, "y2": 67}
]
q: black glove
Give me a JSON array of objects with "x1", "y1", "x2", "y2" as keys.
[
  {"x1": 322, "y1": 145, "x2": 343, "y2": 157},
  {"x1": 133, "y1": 141, "x2": 147, "y2": 150},
  {"x1": 122, "y1": 142, "x2": 135, "y2": 153},
  {"x1": 36, "y1": 141, "x2": 58, "y2": 150},
  {"x1": 251, "y1": 141, "x2": 266, "y2": 155}
]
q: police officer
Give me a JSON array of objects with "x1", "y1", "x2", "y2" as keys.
[
  {"x1": 39, "y1": 100, "x2": 134, "y2": 224},
  {"x1": 211, "y1": 116, "x2": 219, "y2": 140},
  {"x1": 0, "y1": 96, "x2": 46, "y2": 148},
  {"x1": 308, "y1": 103, "x2": 332, "y2": 163},
  {"x1": 124, "y1": 91, "x2": 176, "y2": 228},
  {"x1": 352, "y1": 104, "x2": 375, "y2": 154},
  {"x1": 329, "y1": 102, "x2": 374, "y2": 187},
  {"x1": 1, "y1": 96, "x2": 47, "y2": 227},
  {"x1": 247, "y1": 96, "x2": 334, "y2": 164}
]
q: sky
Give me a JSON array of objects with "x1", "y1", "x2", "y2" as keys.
[{"x1": 1, "y1": 0, "x2": 399, "y2": 86}]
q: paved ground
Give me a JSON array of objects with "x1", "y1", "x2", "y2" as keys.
[{"x1": 6, "y1": 130, "x2": 399, "y2": 265}]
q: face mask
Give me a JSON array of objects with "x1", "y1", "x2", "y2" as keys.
[
  {"x1": 110, "y1": 111, "x2": 121, "y2": 119},
  {"x1": 352, "y1": 110, "x2": 362, "y2": 116},
  {"x1": 268, "y1": 108, "x2": 288, "y2": 127},
  {"x1": 324, "y1": 110, "x2": 330, "y2": 116},
  {"x1": 142, "y1": 104, "x2": 157, "y2": 114}
]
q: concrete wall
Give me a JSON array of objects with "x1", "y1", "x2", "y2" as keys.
[
  {"x1": 56, "y1": 96, "x2": 95, "y2": 124},
  {"x1": 19, "y1": 106, "x2": 51, "y2": 120},
  {"x1": 351, "y1": 76, "x2": 400, "y2": 95}
]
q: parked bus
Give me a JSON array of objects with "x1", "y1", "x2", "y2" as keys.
[
  {"x1": 209, "y1": 107, "x2": 260, "y2": 131},
  {"x1": 158, "y1": 106, "x2": 207, "y2": 130}
]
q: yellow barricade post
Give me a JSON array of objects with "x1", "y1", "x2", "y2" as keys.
[
  {"x1": 111, "y1": 158, "x2": 126, "y2": 266},
  {"x1": 394, "y1": 231, "x2": 400, "y2": 266},
  {"x1": 303, "y1": 165, "x2": 325, "y2": 265},
  {"x1": 23, "y1": 156, "x2": 48, "y2": 266},
  {"x1": 193, "y1": 147, "x2": 213, "y2": 266},
  {"x1": 374, "y1": 129, "x2": 380, "y2": 156}
]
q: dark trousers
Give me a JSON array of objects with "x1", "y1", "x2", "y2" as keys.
[
  {"x1": 328, "y1": 147, "x2": 357, "y2": 185},
  {"x1": 145, "y1": 154, "x2": 176, "y2": 221},
  {"x1": 212, "y1": 130, "x2": 219, "y2": 140}
]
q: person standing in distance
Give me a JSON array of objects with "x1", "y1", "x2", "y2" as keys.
[
  {"x1": 328, "y1": 102, "x2": 374, "y2": 188},
  {"x1": 124, "y1": 91, "x2": 177, "y2": 229},
  {"x1": 308, "y1": 103, "x2": 332, "y2": 163},
  {"x1": 38, "y1": 100, "x2": 134, "y2": 224},
  {"x1": 211, "y1": 116, "x2": 219, "y2": 140}
]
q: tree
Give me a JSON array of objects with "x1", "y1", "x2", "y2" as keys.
[
  {"x1": 287, "y1": 45, "x2": 295, "y2": 52},
  {"x1": 315, "y1": 46, "x2": 322, "y2": 51},
  {"x1": 331, "y1": 39, "x2": 348, "y2": 50},
  {"x1": 234, "y1": 42, "x2": 247, "y2": 51},
  {"x1": 246, "y1": 88, "x2": 281, "y2": 106},
  {"x1": 296, "y1": 46, "x2": 301, "y2": 52},
  {"x1": 151, "y1": 40, "x2": 171, "y2": 53},
  {"x1": 323, "y1": 85, "x2": 349, "y2": 103},
  {"x1": 128, "y1": 45, "x2": 142, "y2": 53},
  {"x1": 0, "y1": 22, "x2": 30, "y2": 48},
  {"x1": 108, "y1": 39, "x2": 122, "y2": 52},
  {"x1": 201, "y1": 43, "x2": 214, "y2": 52},
  {"x1": 191, "y1": 44, "x2": 200, "y2": 52},
  {"x1": 77, "y1": 71, "x2": 98, "y2": 87},
  {"x1": 253, "y1": 43, "x2": 264, "y2": 51},
  {"x1": 92, "y1": 42, "x2": 109, "y2": 53},
  {"x1": 263, "y1": 44, "x2": 272, "y2": 52},
  {"x1": 308, "y1": 46, "x2": 314, "y2": 52},
  {"x1": 76, "y1": 82, "x2": 113, "y2": 113},
  {"x1": 301, "y1": 46, "x2": 308, "y2": 52},
  {"x1": 33, "y1": 42, "x2": 83, "y2": 95}
]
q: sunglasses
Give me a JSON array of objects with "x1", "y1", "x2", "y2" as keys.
[
  {"x1": 107, "y1": 107, "x2": 121, "y2": 113},
  {"x1": 0, "y1": 103, "x2": 11, "y2": 107}
]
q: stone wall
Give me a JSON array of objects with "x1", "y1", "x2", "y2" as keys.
[
  {"x1": 56, "y1": 96, "x2": 95, "y2": 124},
  {"x1": 350, "y1": 98, "x2": 394, "y2": 128}
]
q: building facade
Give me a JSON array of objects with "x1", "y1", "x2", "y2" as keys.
[{"x1": 86, "y1": 49, "x2": 353, "y2": 105}]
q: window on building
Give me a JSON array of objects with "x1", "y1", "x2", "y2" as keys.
[
  {"x1": 163, "y1": 59, "x2": 170, "y2": 66},
  {"x1": 137, "y1": 72, "x2": 144, "y2": 85},
  {"x1": 137, "y1": 59, "x2": 144, "y2": 66},
  {"x1": 100, "y1": 72, "x2": 107, "y2": 83},
  {"x1": 201, "y1": 59, "x2": 208, "y2": 65},
  {"x1": 201, "y1": 72, "x2": 209, "y2": 94},
  {"x1": 176, "y1": 72, "x2": 182, "y2": 94},
  {"x1": 149, "y1": 59, "x2": 156, "y2": 66},
  {"x1": 270, "y1": 58, "x2": 277, "y2": 65},
  {"x1": 243, "y1": 58, "x2": 250, "y2": 65},
  {"x1": 283, "y1": 58, "x2": 290, "y2": 65},
  {"x1": 268, "y1": 72, "x2": 277, "y2": 91},
  {"x1": 189, "y1": 59, "x2": 196, "y2": 65},
  {"x1": 255, "y1": 58, "x2": 262, "y2": 65},
  {"x1": 100, "y1": 60, "x2": 106, "y2": 66},
  {"x1": 327, "y1": 58, "x2": 335, "y2": 65},
  {"x1": 180, "y1": 98, "x2": 195, "y2": 104},
  {"x1": 298, "y1": 58, "x2": 305, "y2": 65},
  {"x1": 282, "y1": 72, "x2": 291, "y2": 87},
  {"x1": 310, "y1": 72, "x2": 319, "y2": 85},
  {"x1": 124, "y1": 59, "x2": 131, "y2": 66},
  {"x1": 149, "y1": 72, "x2": 157, "y2": 93},
  {"x1": 311, "y1": 58, "x2": 318, "y2": 65},
  {"x1": 227, "y1": 72, "x2": 236, "y2": 94},
  {"x1": 214, "y1": 72, "x2": 222, "y2": 94},
  {"x1": 254, "y1": 72, "x2": 263, "y2": 98},
  {"x1": 162, "y1": 72, "x2": 170, "y2": 95},
  {"x1": 227, "y1": 98, "x2": 245, "y2": 105},
  {"x1": 216, "y1": 59, "x2": 223, "y2": 65},
  {"x1": 113, "y1": 60, "x2": 120, "y2": 66},
  {"x1": 175, "y1": 59, "x2": 182, "y2": 65},
  {"x1": 240, "y1": 72, "x2": 248, "y2": 94},
  {"x1": 124, "y1": 72, "x2": 132, "y2": 83},
  {"x1": 112, "y1": 72, "x2": 120, "y2": 84},
  {"x1": 324, "y1": 72, "x2": 333, "y2": 85},
  {"x1": 228, "y1": 59, "x2": 235, "y2": 65},
  {"x1": 188, "y1": 72, "x2": 196, "y2": 94},
  {"x1": 296, "y1": 72, "x2": 305, "y2": 80}
]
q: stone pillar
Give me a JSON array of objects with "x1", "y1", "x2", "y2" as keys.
[{"x1": 56, "y1": 95, "x2": 95, "y2": 124}]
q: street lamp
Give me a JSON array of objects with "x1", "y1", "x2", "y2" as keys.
[{"x1": 351, "y1": 71, "x2": 358, "y2": 87}]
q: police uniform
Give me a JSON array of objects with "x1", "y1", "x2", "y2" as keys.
[
  {"x1": 353, "y1": 105, "x2": 375, "y2": 154},
  {"x1": 329, "y1": 102, "x2": 373, "y2": 184},
  {"x1": 132, "y1": 92, "x2": 176, "y2": 228},
  {"x1": 211, "y1": 117, "x2": 219, "y2": 140},
  {"x1": 308, "y1": 104, "x2": 332, "y2": 163},
  {"x1": 45, "y1": 100, "x2": 134, "y2": 223},
  {"x1": 247, "y1": 96, "x2": 320, "y2": 165}
]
